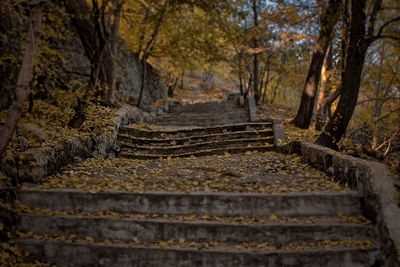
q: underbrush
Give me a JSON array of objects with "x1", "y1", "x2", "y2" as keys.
[
  {"x1": 258, "y1": 103, "x2": 400, "y2": 186},
  {"x1": 0, "y1": 99, "x2": 117, "y2": 155}
]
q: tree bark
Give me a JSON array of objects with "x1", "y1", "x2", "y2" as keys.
[
  {"x1": 104, "y1": 0, "x2": 123, "y2": 106},
  {"x1": 316, "y1": 0, "x2": 375, "y2": 148},
  {"x1": 0, "y1": 2, "x2": 43, "y2": 156},
  {"x1": 137, "y1": 0, "x2": 169, "y2": 108},
  {"x1": 64, "y1": 0, "x2": 112, "y2": 127},
  {"x1": 270, "y1": 76, "x2": 282, "y2": 105},
  {"x1": 233, "y1": 44, "x2": 244, "y2": 95},
  {"x1": 167, "y1": 75, "x2": 179, "y2": 97},
  {"x1": 252, "y1": 0, "x2": 260, "y2": 103},
  {"x1": 313, "y1": 44, "x2": 333, "y2": 130},
  {"x1": 180, "y1": 72, "x2": 184, "y2": 89},
  {"x1": 292, "y1": 0, "x2": 342, "y2": 129}
]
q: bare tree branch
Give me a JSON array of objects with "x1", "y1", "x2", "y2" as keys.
[{"x1": 374, "y1": 16, "x2": 400, "y2": 39}]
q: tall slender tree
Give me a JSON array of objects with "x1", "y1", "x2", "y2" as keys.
[
  {"x1": 317, "y1": 0, "x2": 400, "y2": 148},
  {"x1": 0, "y1": 1, "x2": 44, "y2": 156},
  {"x1": 292, "y1": 0, "x2": 342, "y2": 129},
  {"x1": 252, "y1": 0, "x2": 260, "y2": 103},
  {"x1": 313, "y1": 44, "x2": 333, "y2": 130},
  {"x1": 137, "y1": 0, "x2": 169, "y2": 108}
]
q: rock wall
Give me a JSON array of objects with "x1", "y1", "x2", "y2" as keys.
[
  {"x1": 1, "y1": 105, "x2": 157, "y2": 184},
  {"x1": 0, "y1": 2, "x2": 167, "y2": 111},
  {"x1": 118, "y1": 49, "x2": 167, "y2": 110}
]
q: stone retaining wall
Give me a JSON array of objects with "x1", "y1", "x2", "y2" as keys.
[
  {"x1": 277, "y1": 140, "x2": 400, "y2": 267},
  {"x1": 1, "y1": 105, "x2": 162, "y2": 184}
]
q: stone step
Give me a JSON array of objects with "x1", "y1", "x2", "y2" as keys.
[
  {"x1": 170, "y1": 102, "x2": 239, "y2": 109},
  {"x1": 16, "y1": 239, "x2": 381, "y2": 267},
  {"x1": 118, "y1": 130, "x2": 273, "y2": 146},
  {"x1": 119, "y1": 138, "x2": 274, "y2": 155},
  {"x1": 159, "y1": 111, "x2": 248, "y2": 117},
  {"x1": 170, "y1": 102, "x2": 240, "y2": 112},
  {"x1": 119, "y1": 145, "x2": 274, "y2": 159},
  {"x1": 167, "y1": 106, "x2": 248, "y2": 115},
  {"x1": 20, "y1": 213, "x2": 376, "y2": 245},
  {"x1": 17, "y1": 190, "x2": 363, "y2": 217},
  {"x1": 157, "y1": 121, "x2": 250, "y2": 128},
  {"x1": 158, "y1": 115, "x2": 249, "y2": 124},
  {"x1": 120, "y1": 122, "x2": 273, "y2": 138},
  {"x1": 165, "y1": 111, "x2": 248, "y2": 118},
  {"x1": 157, "y1": 118, "x2": 250, "y2": 127}
]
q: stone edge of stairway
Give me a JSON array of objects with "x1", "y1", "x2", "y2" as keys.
[{"x1": 277, "y1": 140, "x2": 400, "y2": 266}]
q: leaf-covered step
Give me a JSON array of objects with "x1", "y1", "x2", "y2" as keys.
[
  {"x1": 19, "y1": 213, "x2": 376, "y2": 245},
  {"x1": 120, "y1": 122, "x2": 273, "y2": 138},
  {"x1": 159, "y1": 115, "x2": 249, "y2": 127},
  {"x1": 159, "y1": 109, "x2": 248, "y2": 118},
  {"x1": 119, "y1": 138, "x2": 274, "y2": 155},
  {"x1": 169, "y1": 102, "x2": 241, "y2": 112},
  {"x1": 118, "y1": 130, "x2": 273, "y2": 146},
  {"x1": 157, "y1": 120, "x2": 251, "y2": 127},
  {"x1": 16, "y1": 238, "x2": 381, "y2": 267},
  {"x1": 162, "y1": 112, "x2": 248, "y2": 119},
  {"x1": 119, "y1": 145, "x2": 274, "y2": 159},
  {"x1": 17, "y1": 189, "x2": 363, "y2": 217}
]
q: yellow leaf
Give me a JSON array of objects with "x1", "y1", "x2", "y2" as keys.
[{"x1": 269, "y1": 214, "x2": 278, "y2": 221}]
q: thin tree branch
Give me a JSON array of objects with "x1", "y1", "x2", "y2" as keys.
[
  {"x1": 366, "y1": 0, "x2": 382, "y2": 37},
  {"x1": 357, "y1": 97, "x2": 400, "y2": 106},
  {"x1": 374, "y1": 16, "x2": 400, "y2": 39}
]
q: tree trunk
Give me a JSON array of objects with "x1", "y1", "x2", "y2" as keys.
[
  {"x1": 64, "y1": 0, "x2": 111, "y2": 127},
  {"x1": 180, "y1": 72, "x2": 184, "y2": 89},
  {"x1": 104, "y1": 0, "x2": 123, "y2": 106},
  {"x1": 0, "y1": 2, "x2": 43, "y2": 156},
  {"x1": 316, "y1": 0, "x2": 371, "y2": 148},
  {"x1": 371, "y1": 46, "x2": 384, "y2": 149},
  {"x1": 314, "y1": 44, "x2": 333, "y2": 130},
  {"x1": 239, "y1": 74, "x2": 244, "y2": 95},
  {"x1": 292, "y1": 0, "x2": 342, "y2": 129},
  {"x1": 270, "y1": 76, "x2": 282, "y2": 105},
  {"x1": 252, "y1": 0, "x2": 260, "y2": 103},
  {"x1": 137, "y1": 0, "x2": 169, "y2": 108},
  {"x1": 261, "y1": 56, "x2": 271, "y2": 103},
  {"x1": 167, "y1": 76, "x2": 179, "y2": 97},
  {"x1": 233, "y1": 45, "x2": 244, "y2": 95}
]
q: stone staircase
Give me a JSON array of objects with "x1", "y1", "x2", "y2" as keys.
[
  {"x1": 118, "y1": 123, "x2": 274, "y2": 159},
  {"x1": 16, "y1": 188, "x2": 380, "y2": 266},
  {"x1": 14, "y1": 100, "x2": 382, "y2": 266},
  {"x1": 156, "y1": 100, "x2": 249, "y2": 127},
  {"x1": 118, "y1": 99, "x2": 274, "y2": 159}
]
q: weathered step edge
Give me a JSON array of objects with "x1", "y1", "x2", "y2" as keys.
[
  {"x1": 158, "y1": 110, "x2": 249, "y2": 118},
  {"x1": 20, "y1": 213, "x2": 377, "y2": 244},
  {"x1": 17, "y1": 189, "x2": 363, "y2": 217},
  {"x1": 120, "y1": 137, "x2": 274, "y2": 153},
  {"x1": 17, "y1": 239, "x2": 382, "y2": 267},
  {"x1": 157, "y1": 119, "x2": 252, "y2": 127},
  {"x1": 119, "y1": 145, "x2": 274, "y2": 159},
  {"x1": 120, "y1": 122, "x2": 273, "y2": 138},
  {"x1": 118, "y1": 130, "x2": 273, "y2": 145}
]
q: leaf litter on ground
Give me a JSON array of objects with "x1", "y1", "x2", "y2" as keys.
[{"x1": 29, "y1": 151, "x2": 348, "y2": 194}]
